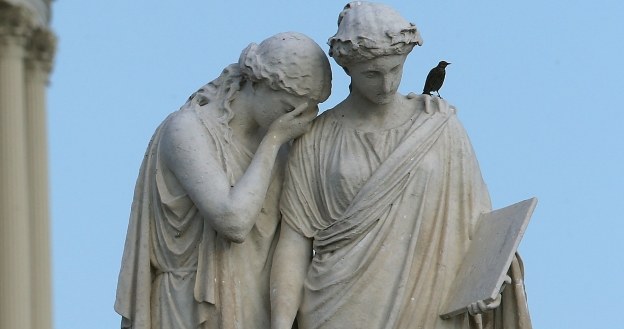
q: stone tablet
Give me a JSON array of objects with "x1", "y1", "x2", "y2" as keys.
[{"x1": 440, "y1": 197, "x2": 537, "y2": 319}]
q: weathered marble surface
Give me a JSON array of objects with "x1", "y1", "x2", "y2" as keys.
[
  {"x1": 115, "y1": 32, "x2": 331, "y2": 329},
  {"x1": 270, "y1": 2, "x2": 533, "y2": 329},
  {"x1": 441, "y1": 198, "x2": 537, "y2": 319}
]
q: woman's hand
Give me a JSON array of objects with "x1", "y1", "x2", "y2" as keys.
[
  {"x1": 467, "y1": 275, "x2": 512, "y2": 316},
  {"x1": 268, "y1": 101, "x2": 319, "y2": 144}
]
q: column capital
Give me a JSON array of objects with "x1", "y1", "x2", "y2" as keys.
[
  {"x1": 0, "y1": 2, "x2": 34, "y2": 50},
  {"x1": 25, "y1": 27, "x2": 56, "y2": 74}
]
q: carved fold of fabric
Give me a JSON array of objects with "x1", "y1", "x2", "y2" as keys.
[
  {"x1": 115, "y1": 114, "x2": 216, "y2": 329},
  {"x1": 115, "y1": 120, "x2": 166, "y2": 329},
  {"x1": 116, "y1": 103, "x2": 282, "y2": 329},
  {"x1": 280, "y1": 95, "x2": 521, "y2": 329},
  {"x1": 314, "y1": 100, "x2": 451, "y2": 255}
]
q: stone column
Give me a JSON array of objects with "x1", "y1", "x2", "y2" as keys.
[
  {"x1": 25, "y1": 27, "x2": 56, "y2": 329},
  {"x1": 0, "y1": 3, "x2": 33, "y2": 329}
]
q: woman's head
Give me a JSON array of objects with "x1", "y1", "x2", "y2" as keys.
[
  {"x1": 184, "y1": 32, "x2": 331, "y2": 124},
  {"x1": 239, "y1": 32, "x2": 332, "y2": 104},
  {"x1": 328, "y1": 1, "x2": 423, "y2": 68}
]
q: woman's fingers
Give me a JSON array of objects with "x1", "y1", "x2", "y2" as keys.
[{"x1": 288, "y1": 101, "x2": 310, "y2": 117}]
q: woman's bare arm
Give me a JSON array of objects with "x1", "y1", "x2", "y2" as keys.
[
  {"x1": 270, "y1": 223, "x2": 312, "y2": 329},
  {"x1": 160, "y1": 103, "x2": 316, "y2": 242}
]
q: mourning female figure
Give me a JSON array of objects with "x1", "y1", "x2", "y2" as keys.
[
  {"x1": 114, "y1": 32, "x2": 332, "y2": 329},
  {"x1": 271, "y1": 3, "x2": 531, "y2": 329}
]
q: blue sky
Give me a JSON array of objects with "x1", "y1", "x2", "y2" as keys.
[{"x1": 49, "y1": 1, "x2": 624, "y2": 328}]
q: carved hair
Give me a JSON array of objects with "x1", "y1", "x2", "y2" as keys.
[
  {"x1": 181, "y1": 64, "x2": 242, "y2": 123},
  {"x1": 328, "y1": 1, "x2": 423, "y2": 67},
  {"x1": 239, "y1": 32, "x2": 332, "y2": 103},
  {"x1": 183, "y1": 32, "x2": 332, "y2": 123}
]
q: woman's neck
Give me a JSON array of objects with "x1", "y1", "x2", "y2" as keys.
[
  {"x1": 346, "y1": 91, "x2": 400, "y2": 117},
  {"x1": 339, "y1": 92, "x2": 411, "y2": 131}
]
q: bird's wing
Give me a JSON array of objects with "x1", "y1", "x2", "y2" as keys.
[{"x1": 423, "y1": 69, "x2": 436, "y2": 93}]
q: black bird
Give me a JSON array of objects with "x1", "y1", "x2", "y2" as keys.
[{"x1": 422, "y1": 61, "x2": 451, "y2": 98}]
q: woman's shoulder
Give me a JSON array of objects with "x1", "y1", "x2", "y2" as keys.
[
  {"x1": 161, "y1": 109, "x2": 195, "y2": 138},
  {"x1": 288, "y1": 108, "x2": 340, "y2": 151},
  {"x1": 405, "y1": 92, "x2": 458, "y2": 117},
  {"x1": 169, "y1": 105, "x2": 226, "y2": 131},
  {"x1": 305, "y1": 107, "x2": 345, "y2": 137},
  {"x1": 313, "y1": 103, "x2": 350, "y2": 127},
  {"x1": 162, "y1": 106, "x2": 227, "y2": 147},
  {"x1": 315, "y1": 107, "x2": 338, "y2": 123}
]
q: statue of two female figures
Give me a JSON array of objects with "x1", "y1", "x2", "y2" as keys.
[{"x1": 116, "y1": 2, "x2": 532, "y2": 329}]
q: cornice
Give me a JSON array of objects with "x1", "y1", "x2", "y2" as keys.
[{"x1": 1, "y1": 0, "x2": 50, "y2": 26}]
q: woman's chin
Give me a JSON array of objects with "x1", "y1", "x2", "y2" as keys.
[{"x1": 371, "y1": 95, "x2": 395, "y2": 105}]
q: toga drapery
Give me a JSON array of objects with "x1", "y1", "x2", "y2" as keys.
[
  {"x1": 115, "y1": 105, "x2": 283, "y2": 329},
  {"x1": 280, "y1": 95, "x2": 531, "y2": 329}
]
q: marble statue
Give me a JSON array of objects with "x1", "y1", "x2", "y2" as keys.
[
  {"x1": 115, "y1": 32, "x2": 332, "y2": 329},
  {"x1": 270, "y1": 2, "x2": 532, "y2": 329}
]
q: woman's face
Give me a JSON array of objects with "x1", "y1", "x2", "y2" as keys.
[
  {"x1": 251, "y1": 81, "x2": 310, "y2": 129},
  {"x1": 347, "y1": 54, "x2": 407, "y2": 105}
]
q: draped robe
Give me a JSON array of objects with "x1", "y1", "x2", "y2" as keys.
[
  {"x1": 281, "y1": 95, "x2": 531, "y2": 329},
  {"x1": 115, "y1": 104, "x2": 283, "y2": 329}
]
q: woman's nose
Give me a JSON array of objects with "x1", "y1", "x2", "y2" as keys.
[{"x1": 382, "y1": 76, "x2": 393, "y2": 93}]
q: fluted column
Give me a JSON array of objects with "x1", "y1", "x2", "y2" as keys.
[
  {"x1": 25, "y1": 26, "x2": 56, "y2": 329},
  {"x1": 0, "y1": 3, "x2": 34, "y2": 329}
]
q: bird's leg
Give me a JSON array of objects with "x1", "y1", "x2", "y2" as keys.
[{"x1": 437, "y1": 91, "x2": 443, "y2": 99}]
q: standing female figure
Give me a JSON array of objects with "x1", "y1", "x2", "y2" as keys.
[
  {"x1": 271, "y1": 3, "x2": 531, "y2": 329},
  {"x1": 115, "y1": 32, "x2": 331, "y2": 329}
]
